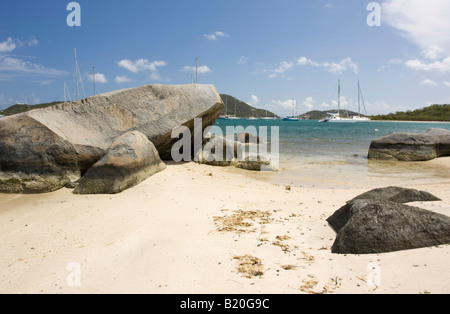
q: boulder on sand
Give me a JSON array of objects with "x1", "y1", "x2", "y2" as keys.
[
  {"x1": 0, "y1": 84, "x2": 223, "y2": 193},
  {"x1": 368, "y1": 128, "x2": 450, "y2": 161},
  {"x1": 348, "y1": 186, "x2": 441, "y2": 204},
  {"x1": 74, "y1": 131, "x2": 166, "y2": 195},
  {"x1": 327, "y1": 187, "x2": 450, "y2": 254},
  {"x1": 195, "y1": 134, "x2": 278, "y2": 172}
]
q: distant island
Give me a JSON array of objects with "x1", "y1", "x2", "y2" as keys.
[
  {"x1": 220, "y1": 94, "x2": 279, "y2": 119},
  {"x1": 370, "y1": 104, "x2": 450, "y2": 122},
  {"x1": 0, "y1": 102, "x2": 63, "y2": 116},
  {"x1": 298, "y1": 104, "x2": 450, "y2": 122}
]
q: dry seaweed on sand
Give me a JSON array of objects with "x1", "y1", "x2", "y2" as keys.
[
  {"x1": 299, "y1": 275, "x2": 342, "y2": 294},
  {"x1": 299, "y1": 276, "x2": 320, "y2": 293},
  {"x1": 281, "y1": 264, "x2": 297, "y2": 270},
  {"x1": 272, "y1": 240, "x2": 291, "y2": 252},
  {"x1": 272, "y1": 235, "x2": 292, "y2": 252},
  {"x1": 233, "y1": 255, "x2": 265, "y2": 279},
  {"x1": 214, "y1": 210, "x2": 273, "y2": 233}
]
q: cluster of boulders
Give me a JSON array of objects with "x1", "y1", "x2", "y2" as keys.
[
  {"x1": 0, "y1": 84, "x2": 224, "y2": 194},
  {"x1": 327, "y1": 186, "x2": 450, "y2": 254},
  {"x1": 195, "y1": 132, "x2": 278, "y2": 172},
  {"x1": 0, "y1": 84, "x2": 277, "y2": 195}
]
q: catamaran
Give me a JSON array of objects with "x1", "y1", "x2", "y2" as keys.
[{"x1": 319, "y1": 80, "x2": 356, "y2": 123}]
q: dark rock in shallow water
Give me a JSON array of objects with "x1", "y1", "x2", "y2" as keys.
[
  {"x1": 74, "y1": 131, "x2": 166, "y2": 194},
  {"x1": 0, "y1": 84, "x2": 223, "y2": 193},
  {"x1": 368, "y1": 128, "x2": 450, "y2": 161},
  {"x1": 328, "y1": 199, "x2": 450, "y2": 254}
]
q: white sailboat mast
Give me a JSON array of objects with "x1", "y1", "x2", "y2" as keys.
[
  {"x1": 358, "y1": 81, "x2": 361, "y2": 117},
  {"x1": 338, "y1": 80, "x2": 341, "y2": 116}
]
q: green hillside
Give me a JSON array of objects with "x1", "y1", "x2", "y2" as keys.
[
  {"x1": 0, "y1": 102, "x2": 63, "y2": 116},
  {"x1": 220, "y1": 94, "x2": 278, "y2": 118},
  {"x1": 371, "y1": 104, "x2": 450, "y2": 122}
]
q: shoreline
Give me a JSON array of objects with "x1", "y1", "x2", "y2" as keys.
[
  {"x1": 1, "y1": 159, "x2": 449, "y2": 294},
  {"x1": 369, "y1": 120, "x2": 450, "y2": 124}
]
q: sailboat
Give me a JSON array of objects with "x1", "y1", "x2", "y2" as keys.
[
  {"x1": 319, "y1": 80, "x2": 355, "y2": 123},
  {"x1": 218, "y1": 98, "x2": 230, "y2": 120},
  {"x1": 228, "y1": 98, "x2": 240, "y2": 119},
  {"x1": 260, "y1": 109, "x2": 277, "y2": 120},
  {"x1": 283, "y1": 99, "x2": 300, "y2": 121},
  {"x1": 64, "y1": 48, "x2": 86, "y2": 102},
  {"x1": 352, "y1": 81, "x2": 371, "y2": 122}
]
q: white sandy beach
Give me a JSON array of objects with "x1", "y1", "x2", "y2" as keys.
[{"x1": 0, "y1": 158, "x2": 449, "y2": 294}]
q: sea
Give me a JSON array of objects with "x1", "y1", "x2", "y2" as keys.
[{"x1": 214, "y1": 119, "x2": 450, "y2": 188}]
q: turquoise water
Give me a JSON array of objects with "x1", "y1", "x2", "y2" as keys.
[{"x1": 214, "y1": 119, "x2": 450, "y2": 188}]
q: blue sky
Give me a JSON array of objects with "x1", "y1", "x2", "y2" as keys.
[{"x1": 1, "y1": 0, "x2": 450, "y2": 116}]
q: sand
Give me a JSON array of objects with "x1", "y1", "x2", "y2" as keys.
[{"x1": 0, "y1": 159, "x2": 449, "y2": 294}]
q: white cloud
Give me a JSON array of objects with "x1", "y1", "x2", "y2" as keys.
[
  {"x1": 203, "y1": 31, "x2": 229, "y2": 41},
  {"x1": 87, "y1": 72, "x2": 107, "y2": 83},
  {"x1": 16, "y1": 37, "x2": 39, "y2": 48},
  {"x1": 118, "y1": 59, "x2": 166, "y2": 73},
  {"x1": 0, "y1": 36, "x2": 38, "y2": 53},
  {"x1": 383, "y1": 1, "x2": 450, "y2": 75},
  {"x1": 378, "y1": 58, "x2": 402, "y2": 71},
  {"x1": 0, "y1": 38, "x2": 16, "y2": 53},
  {"x1": 302, "y1": 97, "x2": 315, "y2": 110},
  {"x1": 269, "y1": 61, "x2": 295, "y2": 78},
  {"x1": 272, "y1": 99, "x2": 296, "y2": 111},
  {"x1": 115, "y1": 75, "x2": 131, "y2": 83},
  {"x1": 323, "y1": 57, "x2": 359, "y2": 75},
  {"x1": 324, "y1": 4, "x2": 334, "y2": 9},
  {"x1": 0, "y1": 55, "x2": 67, "y2": 76},
  {"x1": 420, "y1": 79, "x2": 438, "y2": 86},
  {"x1": 383, "y1": 0, "x2": 450, "y2": 55},
  {"x1": 405, "y1": 57, "x2": 450, "y2": 73},
  {"x1": 331, "y1": 96, "x2": 350, "y2": 109},
  {"x1": 181, "y1": 65, "x2": 211, "y2": 74},
  {"x1": 296, "y1": 57, "x2": 319, "y2": 67},
  {"x1": 422, "y1": 45, "x2": 445, "y2": 60},
  {"x1": 286, "y1": 56, "x2": 358, "y2": 76},
  {"x1": 249, "y1": 94, "x2": 259, "y2": 106},
  {"x1": 443, "y1": 81, "x2": 450, "y2": 87},
  {"x1": 238, "y1": 56, "x2": 249, "y2": 65},
  {"x1": 274, "y1": 61, "x2": 294, "y2": 74}
]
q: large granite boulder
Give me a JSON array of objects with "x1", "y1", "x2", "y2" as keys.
[
  {"x1": 74, "y1": 131, "x2": 166, "y2": 194},
  {"x1": 327, "y1": 187, "x2": 450, "y2": 254},
  {"x1": 368, "y1": 128, "x2": 450, "y2": 161},
  {"x1": 0, "y1": 84, "x2": 223, "y2": 193}
]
